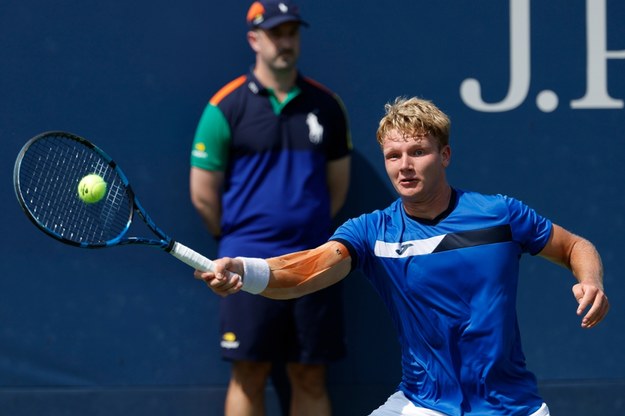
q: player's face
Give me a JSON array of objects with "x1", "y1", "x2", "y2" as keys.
[
  {"x1": 250, "y1": 22, "x2": 301, "y2": 72},
  {"x1": 382, "y1": 130, "x2": 450, "y2": 204}
]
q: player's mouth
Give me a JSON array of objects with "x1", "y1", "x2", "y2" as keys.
[{"x1": 399, "y1": 177, "x2": 418, "y2": 187}]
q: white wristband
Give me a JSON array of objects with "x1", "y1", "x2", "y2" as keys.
[{"x1": 236, "y1": 257, "x2": 270, "y2": 294}]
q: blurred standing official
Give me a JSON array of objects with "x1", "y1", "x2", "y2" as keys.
[{"x1": 189, "y1": 1, "x2": 351, "y2": 414}]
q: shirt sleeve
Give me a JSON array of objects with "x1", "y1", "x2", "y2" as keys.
[
  {"x1": 329, "y1": 211, "x2": 378, "y2": 271},
  {"x1": 503, "y1": 195, "x2": 553, "y2": 255},
  {"x1": 190, "y1": 103, "x2": 231, "y2": 171}
]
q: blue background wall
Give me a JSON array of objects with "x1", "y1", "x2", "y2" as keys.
[{"x1": 1, "y1": 0, "x2": 623, "y2": 414}]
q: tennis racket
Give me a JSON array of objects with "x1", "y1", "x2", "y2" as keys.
[{"x1": 13, "y1": 130, "x2": 216, "y2": 273}]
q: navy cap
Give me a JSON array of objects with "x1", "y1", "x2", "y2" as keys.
[{"x1": 246, "y1": 0, "x2": 309, "y2": 29}]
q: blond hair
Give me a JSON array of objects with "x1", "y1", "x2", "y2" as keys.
[{"x1": 376, "y1": 97, "x2": 450, "y2": 148}]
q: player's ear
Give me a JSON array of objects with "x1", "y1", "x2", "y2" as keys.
[{"x1": 441, "y1": 145, "x2": 451, "y2": 167}]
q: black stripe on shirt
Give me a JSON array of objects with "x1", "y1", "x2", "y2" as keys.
[{"x1": 432, "y1": 224, "x2": 512, "y2": 253}]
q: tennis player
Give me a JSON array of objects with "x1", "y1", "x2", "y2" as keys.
[{"x1": 195, "y1": 97, "x2": 609, "y2": 415}]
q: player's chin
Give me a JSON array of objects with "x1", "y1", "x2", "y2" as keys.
[{"x1": 397, "y1": 183, "x2": 424, "y2": 199}]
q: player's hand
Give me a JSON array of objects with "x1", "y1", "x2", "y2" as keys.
[
  {"x1": 572, "y1": 282, "x2": 609, "y2": 328},
  {"x1": 194, "y1": 257, "x2": 244, "y2": 297}
]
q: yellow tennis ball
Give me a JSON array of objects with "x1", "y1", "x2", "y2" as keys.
[{"x1": 77, "y1": 174, "x2": 107, "y2": 203}]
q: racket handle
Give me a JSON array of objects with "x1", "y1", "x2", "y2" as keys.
[{"x1": 169, "y1": 241, "x2": 215, "y2": 272}]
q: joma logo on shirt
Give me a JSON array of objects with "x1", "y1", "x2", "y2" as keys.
[{"x1": 396, "y1": 243, "x2": 414, "y2": 255}]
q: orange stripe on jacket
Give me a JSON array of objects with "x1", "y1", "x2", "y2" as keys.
[{"x1": 209, "y1": 75, "x2": 247, "y2": 106}]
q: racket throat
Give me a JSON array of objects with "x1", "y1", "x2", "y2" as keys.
[{"x1": 164, "y1": 239, "x2": 176, "y2": 253}]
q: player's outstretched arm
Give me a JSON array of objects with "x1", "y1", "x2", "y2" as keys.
[
  {"x1": 264, "y1": 241, "x2": 352, "y2": 299},
  {"x1": 194, "y1": 241, "x2": 352, "y2": 299},
  {"x1": 539, "y1": 224, "x2": 609, "y2": 328}
]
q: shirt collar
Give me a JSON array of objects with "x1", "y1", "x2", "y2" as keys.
[
  {"x1": 246, "y1": 68, "x2": 304, "y2": 96},
  {"x1": 246, "y1": 69, "x2": 303, "y2": 114}
]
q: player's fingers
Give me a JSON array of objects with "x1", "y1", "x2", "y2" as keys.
[
  {"x1": 581, "y1": 292, "x2": 609, "y2": 329},
  {"x1": 193, "y1": 259, "x2": 231, "y2": 283},
  {"x1": 208, "y1": 272, "x2": 240, "y2": 288},
  {"x1": 206, "y1": 272, "x2": 242, "y2": 297},
  {"x1": 194, "y1": 269, "x2": 213, "y2": 281},
  {"x1": 572, "y1": 283, "x2": 598, "y2": 316},
  {"x1": 195, "y1": 258, "x2": 243, "y2": 296},
  {"x1": 573, "y1": 285, "x2": 592, "y2": 316},
  {"x1": 572, "y1": 283, "x2": 609, "y2": 328},
  {"x1": 212, "y1": 257, "x2": 240, "y2": 279},
  {"x1": 211, "y1": 282, "x2": 243, "y2": 297},
  {"x1": 571, "y1": 283, "x2": 584, "y2": 306}
]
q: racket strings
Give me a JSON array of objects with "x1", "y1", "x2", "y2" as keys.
[{"x1": 16, "y1": 134, "x2": 132, "y2": 245}]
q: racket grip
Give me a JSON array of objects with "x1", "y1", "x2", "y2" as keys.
[{"x1": 169, "y1": 241, "x2": 215, "y2": 272}]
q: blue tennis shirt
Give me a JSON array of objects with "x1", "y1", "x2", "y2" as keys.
[
  {"x1": 191, "y1": 71, "x2": 351, "y2": 258},
  {"x1": 331, "y1": 189, "x2": 552, "y2": 415}
]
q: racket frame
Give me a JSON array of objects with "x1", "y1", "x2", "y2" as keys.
[{"x1": 14, "y1": 131, "x2": 216, "y2": 272}]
